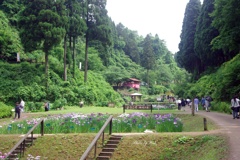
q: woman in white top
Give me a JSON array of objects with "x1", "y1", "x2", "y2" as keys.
[{"x1": 231, "y1": 96, "x2": 240, "y2": 119}]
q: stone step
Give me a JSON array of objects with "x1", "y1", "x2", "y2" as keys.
[
  {"x1": 102, "y1": 148, "x2": 115, "y2": 152},
  {"x1": 99, "y1": 152, "x2": 113, "y2": 157},
  {"x1": 104, "y1": 144, "x2": 118, "y2": 148},
  {"x1": 106, "y1": 140, "x2": 120, "y2": 145},
  {"x1": 96, "y1": 156, "x2": 110, "y2": 160},
  {"x1": 109, "y1": 136, "x2": 122, "y2": 141}
]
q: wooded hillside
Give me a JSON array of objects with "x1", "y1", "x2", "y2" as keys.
[{"x1": 0, "y1": 0, "x2": 186, "y2": 107}]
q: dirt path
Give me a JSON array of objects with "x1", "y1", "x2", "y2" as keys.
[{"x1": 182, "y1": 106, "x2": 238, "y2": 160}]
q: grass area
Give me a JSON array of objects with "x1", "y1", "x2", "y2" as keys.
[
  {"x1": 0, "y1": 106, "x2": 224, "y2": 159},
  {"x1": 0, "y1": 134, "x2": 228, "y2": 160},
  {"x1": 112, "y1": 134, "x2": 228, "y2": 160}
]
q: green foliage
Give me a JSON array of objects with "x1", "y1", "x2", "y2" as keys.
[
  {"x1": 0, "y1": 10, "x2": 23, "y2": 60},
  {"x1": 0, "y1": 102, "x2": 12, "y2": 118},
  {"x1": 176, "y1": 0, "x2": 201, "y2": 77},
  {"x1": 26, "y1": 102, "x2": 44, "y2": 112},
  {"x1": 211, "y1": 0, "x2": 240, "y2": 55}
]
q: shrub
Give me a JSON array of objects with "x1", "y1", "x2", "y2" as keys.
[{"x1": 0, "y1": 102, "x2": 12, "y2": 118}]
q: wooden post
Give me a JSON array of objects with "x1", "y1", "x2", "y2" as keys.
[
  {"x1": 192, "y1": 99, "x2": 195, "y2": 116},
  {"x1": 41, "y1": 120, "x2": 44, "y2": 136},
  {"x1": 109, "y1": 119, "x2": 112, "y2": 135},
  {"x1": 203, "y1": 118, "x2": 208, "y2": 131}
]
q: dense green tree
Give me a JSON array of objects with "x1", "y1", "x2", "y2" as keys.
[
  {"x1": 176, "y1": 0, "x2": 201, "y2": 79},
  {"x1": 103, "y1": 66, "x2": 130, "y2": 86},
  {"x1": 141, "y1": 34, "x2": 155, "y2": 85},
  {"x1": 194, "y1": 0, "x2": 225, "y2": 73},
  {"x1": 19, "y1": 0, "x2": 67, "y2": 90},
  {"x1": 0, "y1": 0, "x2": 24, "y2": 26},
  {"x1": 211, "y1": 0, "x2": 240, "y2": 57},
  {"x1": 0, "y1": 11, "x2": 22, "y2": 61},
  {"x1": 124, "y1": 32, "x2": 140, "y2": 64},
  {"x1": 65, "y1": 0, "x2": 86, "y2": 79},
  {"x1": 84, "y1": 0, "x2": 112, "y2": 82}
]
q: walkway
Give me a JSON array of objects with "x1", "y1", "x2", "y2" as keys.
[{"x1": 184, "y1": 106, "x2": 239, "y2": 160}]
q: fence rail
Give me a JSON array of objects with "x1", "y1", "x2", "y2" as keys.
[
  {"x1": 4, "y1": 118, "x2": 44, "y2": 159},
  {"x1": 80, "y1": 115, "x2": 113, "y2": 160}
]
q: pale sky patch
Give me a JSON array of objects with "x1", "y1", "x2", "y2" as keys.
[{"x1": 106, "y1": 0, "x2": 203, "y2": 53}]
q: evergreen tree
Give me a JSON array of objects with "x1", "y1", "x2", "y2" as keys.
[
  {"x1": 194, "y1": 0, "x2": 225, "y2": 73},
  {"x1": 176, "y1": 0, "x2": 201, "y2": 79},
  {"x1": 19, "y1": 0, "x2": 67, "y2": 90},
  {"x1": 141, "y1": 34, "x2": 155, "y2": 85},
  {"x1": 65, "y1": 0, "x2": 86, "y2": 79},
  {"x1": 0, "y1": 11, "x2": 23, "y2": 60},
  {"x1": 0, "y1": 0, "x2": 24, "y2": 26},
  {"x1": 84, "y1": 0, "x2": 112, "y2": 82},
  {"x1": 211, "y1": 0, "x2": 240, "y2": 58}
]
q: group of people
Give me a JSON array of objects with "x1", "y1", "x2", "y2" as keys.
[
  {"x1": 193, "y1": 96, "x2": 212, "y2": 112},
  {"x1": 14, "y1": 99, "x2": 25, "y2": 119}
]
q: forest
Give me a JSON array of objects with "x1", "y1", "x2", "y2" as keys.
[{"x1": 0, "y1": 0, "x2": 240, "y2": 114}]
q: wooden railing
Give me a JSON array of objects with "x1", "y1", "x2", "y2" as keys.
[
  {"x1": 4, "y1": 118, "x2": 44, "y2": 159},
  {"x1": 123, "y1": 104, "x2": 153, "y2": 113},
  {"x1": 80, "y1": 115, "x2": 113, "y2": 160}
]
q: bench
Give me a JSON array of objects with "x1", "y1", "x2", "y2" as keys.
[{"x1": 123, "y1": 104, "x2": 153, "y2": 113}]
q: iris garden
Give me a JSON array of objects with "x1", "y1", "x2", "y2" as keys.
[{"x1": 0, "y1": 112, "x2": 183, "y2": 134}]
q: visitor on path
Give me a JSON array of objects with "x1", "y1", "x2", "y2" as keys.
[
  {"x1": 231, "y1": 95, "x2": 240, "y2": 119},
  {"x1": 44, "y1": 102, "x2": 49, "y2": 111},
  {"x1": 205, "y1": 97, "x2": 210, "y2": 112},
  {"x1": 205, "y1": 96, "x2": 213, "y2": 112},
  {"x1": 14, "y1": 102, "x2": 21, "y2": 119},
  {"x1": 181, "y1": 98, "x2": 186, "y2": 111},
  {"x1": 194, "y1": 97, "x2": 199, "y2": 112},
  {"x1": 177, "y1": 98, "x2": 181, "y2": 110},
  {"x1": 20, "y1": 99, "x2": 25, "y2": 112},
  {"x1": 201, "y1": 97, "x2": 205, "y2": 110},
  {"x1": 186, "y1": 98, "x2": 191, "y2": 107},
  {"x1": 79, "y1": 100, "x2": 84, "y2": 108}
]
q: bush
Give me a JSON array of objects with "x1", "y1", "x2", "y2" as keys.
[{"x1": 0, "y1": 102, "x2": 12, "y2": 118}]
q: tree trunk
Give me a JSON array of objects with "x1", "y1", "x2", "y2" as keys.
[
  {"x1": 84, "y1": 32, "x2": 89, "y2": 83},
  {"x1": 45, "y1": 50, "x2": 49, "y2": 92},
  {"x1": 73, "y1": 36, "x2": 76, "y2": 79},
  {"x1": 84, "y1": 1, "x2": 89, "y2": 83},
  {"x1": 69, "y1": 36, "x2": 72, "y2": 70},
  {"x1": 147, "y1": 69, "x2": 149, "y2": 88},
  {"x1": 64, "y1": 35, "x2": 67, "y2": 81}
]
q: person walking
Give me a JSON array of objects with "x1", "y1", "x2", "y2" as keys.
[
  {"x1": 14, "y1": 102, "x2": 21, "y2": 119},
  {"x1": 20, "y1": 99, "x2": 25, "y2": 112},
  {"x1": 194, "y1": 96, "x2": 199, "y2": 112},
  {"x1": 201, "y1": 97, "x2": 205, "y2": 110},
  {"x1": 205, "y1": 97, "x2": 210, "y2": 112},
  {"x1": 231, "y1": 95, "x2": 240, "y2": 119}
]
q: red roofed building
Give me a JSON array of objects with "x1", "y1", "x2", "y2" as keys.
[{"x1": 122, "y1": 78, "x2": 141, "y2": 90}]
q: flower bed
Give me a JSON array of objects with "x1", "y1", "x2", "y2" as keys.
[{"x1": 0, "y1": 113, "x2": 182, "y2": 134}]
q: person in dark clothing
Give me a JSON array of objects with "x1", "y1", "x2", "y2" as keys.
[
  {"x1": 44, "y1": 102, "x2": 49, "y2": 111},
  {"x1": 14, "y1": 102, "x2": 21, "y2": 119}
]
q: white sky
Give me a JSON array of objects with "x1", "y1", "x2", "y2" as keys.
[{"x1": 106, "y1": 0, "x2": 203, "y2": 53}]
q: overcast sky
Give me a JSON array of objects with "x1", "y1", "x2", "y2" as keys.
[{"x1": 106, "y1": 0, "x2": 203, "y2": 53}]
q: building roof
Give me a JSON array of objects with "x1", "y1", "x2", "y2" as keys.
[
  {"x1": 128, "y1": 78, "x2": 141, "y2": 82},
  {"x1": 130, "y1": 93, "x2": 142, "y2": 96}
]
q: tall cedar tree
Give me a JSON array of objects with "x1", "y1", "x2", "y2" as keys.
[
  {"x1": 19, "y1": 0, "x2": 67, "y2": 90},
  {"x1": 84, "y1": 0, "x2": 112, "y2": 82},
  {"x1": 65, "y1": 0, "x2": 86, "y2": 79},
  {"x1": 141, "y1": 34, "x2": 155, "y2": 86},
  {"x1": 176, "y1": 0, "x2": 201, "y2": 79},
  {"x1": 194, "y1": 0, "x2": 225, "y2": 73},
  {"x1": 211, "y1": 0, "x2": 240, "y2": 58},
  {"x1": 0, "y1": 0, "x2": 24, "y2": 26}
]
